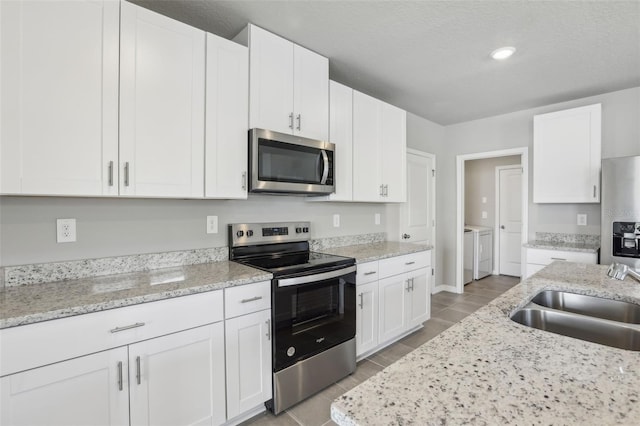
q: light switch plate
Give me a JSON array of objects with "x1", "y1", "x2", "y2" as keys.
[
  {"x1": 482, "y1": 211, "x2": 488, "y2": 219},
  {"x1": 482, "y1": 197, "x2": 487, "y2": 204},
  {"x1": 206, "y1": 216, "x2": 218, "y2": 234},
  {"x1": 333, "y1": 214, "x2": 340, "y2": 228},
  {"x1": 577, "y1": 214, "x2": 587, "y2": 226},
  {"x1": 374, "y1": 213, "x2": 381, "y2": 225},
  {"x1": 56, "y1": 218, "x2": 76, "y2": 243}
]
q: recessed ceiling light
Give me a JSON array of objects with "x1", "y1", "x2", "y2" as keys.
[{"x1": 491, "y1": 46, "x2": 516, "y2": 60}]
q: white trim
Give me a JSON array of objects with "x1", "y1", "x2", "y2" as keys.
[
  {"x1": 456, "y1": 148, "x2": 529, "y2": 294},
  {"x1": 494, "y1": 164, "x2": 522, "y2": 276},
  {"x1": 433, "y1": 285, "x2": 457, "y2": 294}
]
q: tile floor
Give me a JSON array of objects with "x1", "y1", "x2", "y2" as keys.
[{"x1": 241, "y1": 274, "x2": 520, "y2": 426}]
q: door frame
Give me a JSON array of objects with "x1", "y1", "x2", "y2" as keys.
[
  {"x1": 455, "y1": 148, "x2": 528, "y2": 294},
  {"x1": 494, "y1": 164, "x2": 523, "y2": 276}
]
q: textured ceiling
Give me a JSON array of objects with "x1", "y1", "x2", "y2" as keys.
[{"x1": 133, "y1": 0, "x2": 640, "y2": 125}]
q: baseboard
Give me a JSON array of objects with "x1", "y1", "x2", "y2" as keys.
[
  {"x1": 356, "y1": 324, "x2": 424, "y2": 362},
  {"x1": 432, "y1": 285, "x2": 458, "y2": 294},
  {"x1": 224, "y1": 404, "x2": 266, "y2": 426}
]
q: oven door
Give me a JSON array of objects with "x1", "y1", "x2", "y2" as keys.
[
  {"x1": 249, "y1": 128, "x2": 334, "y2": 195},
  {"x1": 272, "y1": 265, "x2": 356, "y2": 372}
]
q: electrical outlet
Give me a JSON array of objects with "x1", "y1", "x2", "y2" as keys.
[
  {"x1": 56, "y1": 218, "x2": 76, "y2": 243},
  {"x1": 577, "y1": 214, "x2": 587, "y2": 226},
  {"x1": 206, "y1": 216, "x2": 218, "y2": 234},
  {"x1": 482, "y1": 197, "x2": 487, "y2": 204},
  {"x1": 375, "y1": 213, "x2": 381, "y2": 225},
  {"x1": 482, "y1": 211, "x2": 488, "y2": 219},
  {"x1": 333, "y1": 214, "x2": 340, "y2": 228}
]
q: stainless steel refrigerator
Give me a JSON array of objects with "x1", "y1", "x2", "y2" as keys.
[{"x1": 601, "y1": 155, "x2": 640, "y2": 271}]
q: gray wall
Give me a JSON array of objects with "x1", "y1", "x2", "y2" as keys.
[
  {"x1": 464, "y1": 155, "x2": 521, "y2": 227},
  {"x1": 439, "y1": 86, "x2": 640, "y2": 286},
  {"x1": 0, "y1": 196, "x2": 387, "y2": 266}
]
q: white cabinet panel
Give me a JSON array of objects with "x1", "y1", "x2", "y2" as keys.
[
  {"x1": 533, "y1": 104, "x2": 601, "y2": 203},
  {"x1": 1, "y1": 0, "x2": 119, "y2": 196},
  {"x1": 1, "y1": 347, "x2": 129, "y2": 426},
  {"x1": 524, "y1": 247, "x2": 598, "y2": 279},
  {"x1": 293, "y1": 44, "x2": 329, "y2": 141},
  {"x1": 380, "y1": 102, "x2": 406, "y2": 202},
  {"x1": 120, "y1": 1, "x2": 205, "y2": 198},
  {"x1": 356, "y1": 261, "x2": 379, "y2": 284},
  {"x1": 378, "y1": 275, "x2": 408, "y2": 344},
  {"x1": 225, "y1": 309, "x2": 272, "y2": 419},
  {"x1": 205, "y1": 33, "x2": 249, "y2": 199},
  {"x1": 327, "y1": 80, "x2": 353, "y2": 201},
  {"x1": 406, "y1": 269, "x2": 430, "y2": 329},
  {"x1": 224, "y1": 280, "x2": 271, "y2": 319},
  {"x1": 352, "y1": 91, "x2": 383, "y2": 202},
  {"x1": 356, "y1": 281, "x2": 379, "y2": 357}
]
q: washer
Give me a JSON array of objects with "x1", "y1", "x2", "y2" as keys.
[{"x1": 465, "y1": 226, "x2": 493, "y2": 280}]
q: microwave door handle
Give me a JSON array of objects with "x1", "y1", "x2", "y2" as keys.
[{"x1": 320, "y1": 150, "x2": 329, "y2": 185}]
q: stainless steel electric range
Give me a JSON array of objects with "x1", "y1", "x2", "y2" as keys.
[{"x1": 228, "y1": 222, "x2": 357, "y2": 414}]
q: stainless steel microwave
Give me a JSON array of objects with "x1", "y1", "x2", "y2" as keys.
[{"x1": 249, "y1": 128, "x2": 335, "y2": 195}]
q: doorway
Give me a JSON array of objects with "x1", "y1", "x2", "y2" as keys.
[{"x1": 455, "y1": 148, "x2": 529, "y2": 294}]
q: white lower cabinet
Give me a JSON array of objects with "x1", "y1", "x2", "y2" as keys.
[
  {"x1": 0, "y1": 348, "x2": 129, "y2": 426},
  {"x1": 406, "y1": 269, "x2": 430, "y2": 329},
  {"x1": 355, "y1": 281, "x2": 379, "y2": 356},
  {"x1": 524, "y1": 247, "x2": 598, "y2": 279},
  {"x1": 378, "y1": 274, "x2": 409, "y2": 344}
]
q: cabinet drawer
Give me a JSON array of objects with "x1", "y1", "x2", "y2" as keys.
[
  {"x1": 356, "y1": 261, "x2": 379, "y2": 284},
  {"x1": 224, "y1": 280, "x2": 271, "y2": 318},
  {"x1": 526, "y1": 248, "x2": 597, "y2": 266},
  {"x1": 0, "y1": 290, "x2": 223, "y2": 377},
  {"x1": 379, "y1": 251, "x2": 430, "y2": 278}
]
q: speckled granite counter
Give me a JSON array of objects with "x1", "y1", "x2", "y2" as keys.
[
  {"x1": 331, "y1": 261, "x2": 640, "y2": 425},
  {"x1": 0, "y1": 261, "x2": 271, "y2": 329},
  {"x1": 524, "y1": 240, "x2": 600, "y2": 253},
  {"x1": 319, "y1": 241, "x2": 432, "y2": 263}
]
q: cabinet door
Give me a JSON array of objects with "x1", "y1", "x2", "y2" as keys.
[
  {"x1": 378, "y1": 275, "x2": 408, "y2": 344},
  {"x1": 1, "y1": 0, "x2": 119, "y2": 196},
  {"x1": 129, "y1": 323, "x2": 226, "y2": 426},
  {"x1": 380, "y1": 103, "x2": 407, "y2": 202},
  {"x1": 328, "y1": 80, "x2": 354, "y2": 201},
  {"x1": 352, "y1": 91, "x2": 383, "y2": 202},
  {"x1": 0, "y1": 347, "x2": 128, "y2": 426},
  {"x1": 225, "y1": 309, "x2": 273, "y2": 420},
  {"x1": 248, "y1": 25, "x2": 294, "y2": 135},
  {"x1": 356, "y1": 281, "x2": 379, "y2": 357},
  {"x1": 533, "y1": 104, "x2": 601, "y2": 203},
  {"x1": 293, "y1": 45, "x2": 329, "y2": 140},
  {"x1": 406, "y1": 268, "x2": 430, "y2": 329},
  {"x1": 205, "y1": 33, "x2": 249, "y2": 199},
  {"x1": 120, "y1": 1, "x2": 205, "y2": 198}
]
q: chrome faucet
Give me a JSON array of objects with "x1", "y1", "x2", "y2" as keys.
[{"x1": 607, "y1": 262, "x2": 640, "y2": 283}]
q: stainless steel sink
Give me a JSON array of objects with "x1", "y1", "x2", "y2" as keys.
[
  {"x1": 511, "y1": 291, "x2": 640, "y2": 351},
  {"x1": 531, "y1": 290, "x2": 640, "y2": 324}
]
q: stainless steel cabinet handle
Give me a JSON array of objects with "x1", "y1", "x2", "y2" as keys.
[
  {"x1": 551, "y1": 257, "x2": 567, "y2": 261},
  {"x1": 108, "y1": 161, "x2": 114, "y2": 186},
  {"x1": 405, "y1": 261, "x2": 416, "y2": 265},
  {"x1": 110, "y1": 322, "x2": 145, "y2": 333},
  {"x1": 593, "y1": 185, "x2": 597, "y2": 198},
  {"x1": 406, "y1": 281, "x2": 411, "y2": 292},
  {"x1": 124, "y1": 162, "x2": 130, "y2": 187},
  {"x1": 358, "y1": 293, "x2": 364, "y2": 309},
  {"x1": 241, "y1": 296, "x2": 262, "y2": 303},
  {"x1": 410, "y1": 278, "x2": 415, "y2": 291},
  {"x1": 242, "y1": 172, "x2": 247, "y2": 190},
  {"x1": 136, "y1": 356, "x2": 141, "y2": 385},
  {"x1": 364, "y1": 271, "x2": 377, "y2": 276},
  {"x1": 266, "y1": 319, "x2": 271, "y2": 340},
  {"x1": 289, "y1": 113, "x2": 294, "y2": 129},
  {"x1": 296, "y1": 114, "x2": 301, "y2": 130},
  {"x1": 383, "y1": 185, "x2": 388, "y2": 196},
  {"x1": 117, "y1": 361, "x2": 123, "y2": 391}
]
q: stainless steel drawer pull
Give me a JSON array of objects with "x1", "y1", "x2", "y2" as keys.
[
  {"x1": 364, "y1": 271, "x2": 377, "y2": 276},
  {"x1": 405, "y1": 261, "x2": 416, "y2": 265},
  {"x1": 124, "y1": 162, "x2": 130, "y2": 187},
  {"x1": 108, "y1": 161, "x2": 114, "y2": 186},
  {"x1": 359, "y1": 293, "x2": 364, "y2": 309},
  {"x1": 241, "y1": 296, "x2": 263, "y2": 303},
  {"x1": 110, "y1": 322, "x2": 146, "y2": 333},
  {"x1": 593, "y1": 185, "x2": 597, "y2": 198},
  {"x1": 551, "y1": 257, "x2": 567, "y2": 261},
  {"x1": 266, "y1": 319, "x2": 271, "y2": 340},
  {"x1": 296, "y1": 114, "x2": 301, "y2": 130},
  {"x1": 136, "y1": 356, "x2": 141, "y2": 385},
  {"x1": 242, "y1": 172, "x2": 247, "y2": 190},
  {"x1": 289, "y1": 113, "x2": 294, "y2": 129},
  {"x1": 117, "y1": 361, "x2": 123, "y2": 391}
]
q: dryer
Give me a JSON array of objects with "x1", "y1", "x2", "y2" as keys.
[{"x1": 465, "y1": 226, "x2": 493, "y2": 280}]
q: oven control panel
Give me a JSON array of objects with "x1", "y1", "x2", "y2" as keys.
[{"x1": 229, "y1": 222, "x2": 311, "y2": 247}]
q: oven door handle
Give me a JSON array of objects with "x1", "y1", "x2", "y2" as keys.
[
  {"x1": 276, "y1": 265, "x2": 356, "y2": 287},
  {"x1": 320, "y1": 150, "x2": 329, "y2": 185}
]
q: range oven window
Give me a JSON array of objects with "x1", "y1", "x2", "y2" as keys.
[
  {"x1": 291, "y1": 281, "x2": 343, "y2": 334},
  {"x1": 612, "y1": 221, "x2": 640, "y2": 258},
  {"x1": 258, "y1": 138, "x2": 333, "y2": 184}
]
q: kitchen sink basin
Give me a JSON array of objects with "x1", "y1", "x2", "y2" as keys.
[{"x1": 531, "y1": 290, "x2": 640, "y2": 324}]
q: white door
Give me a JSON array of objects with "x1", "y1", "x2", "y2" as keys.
[
  {"x1": 400, "y1": 152, "x2": 435, "y2": 244},
  {"x1": 120, "y1": 1, "x2": 205, "y2": 198},
  {"x1": 129, "y1": 323, "x2": 226, "y2": 426},
  {"x1": 327, "y1": 81, "x2": 353, "y2": 201},
  {"x1": 498, "y1": 167, "x2": 522, "y2": 276},
  {"x1": 380, "y1": 103, "x2": 406, "y2": 202},
  {"x1": 356, "y1": 281, "x2": 379, "y2": 357},
  {"x1": 205, "y1": 32, "x2": 249, "y2": 199},
  {"x1": 225, "y1": 310, "x2": 272, "y2": 420},
  {"x1": 248, "y1": 25, "x2": 294, "y2": 135},
  {"x1": 352, "y1": 91, "x2": 382, "y2": 202},
  {"x1": 1, "y1": 0, "x2": 119, "y2": 196},
  {"x1": 406, "y1": 268, "x2": 430, "y2": 329},
  {"x1": 293, "y1": 44, "x2": 329, "y2": 141},
  {"x1": 378, "y1": 275, "x2": 407, "y2": 344},
  {"x1": 0, "y1": 348, "x2": 129, "y2": 426}
]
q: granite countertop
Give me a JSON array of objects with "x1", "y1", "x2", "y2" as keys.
[
  {"x1": 319, "y1": 241, "x2": 433, "y2": 263},
  {"x1": 0, "y1": 261, "x2": 271, "y2": 329},
  {"x1": 331, "y1": 261, "x2": 640, "y2": 425},
  {"x1": 524, "y1": 240, "x2": 600, "y2": 253}
]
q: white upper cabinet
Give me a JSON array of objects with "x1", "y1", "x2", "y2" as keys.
[
  {"x1": 205, "y1": 33, "x2": 249, "y2": 199},
  {"x1": 245, "y1": 24, "x2": 329, "y2": 141},
  {"x1": 120, "y1": 1, "x2": 205, "y2": 198},
  {"x1": 327, "y1": 80, "x2": 354, "y2": 201},
  {"x1": 352, "y1": 91, "x2": 407, "y2": 203},
  {"x1": 533, "y1": 103, "x2": 601, "y2": 203},
  {"x1": 1, "y1": 0, "x2": 119, "y2": 196}
]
